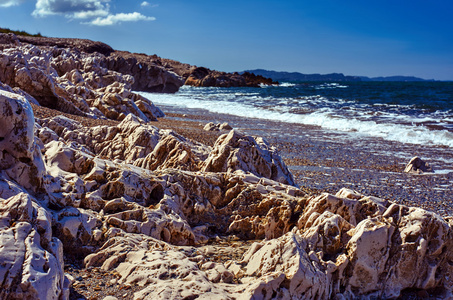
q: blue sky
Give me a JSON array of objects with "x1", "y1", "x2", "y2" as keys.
[{"x1": 1, "y1": 0, "x2": 452, "y2": 80}]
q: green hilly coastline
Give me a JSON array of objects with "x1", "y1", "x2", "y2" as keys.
[{"x1": 244, "y1": 69, "x2": 435, "y2": 82}]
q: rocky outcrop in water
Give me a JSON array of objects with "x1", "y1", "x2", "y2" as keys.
[{"x1": 185, "y1": 67, "x2": 277, "y2": 88}]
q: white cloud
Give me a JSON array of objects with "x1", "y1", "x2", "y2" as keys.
[
  {"x1": 89, "y1": 12, "x2": 155, "y2": 26},
  {"x1": 72, "y1": 8, "x2": 108, "y2": 19},
  {"x1": 140, "y1": 1, "x2": 158, "y2": 8},
  {"x1": 31, "y1": 0, "x2": 156, "y2": 26},
  {"x1": 32, "y1": 0, "x2": 110, "y2": 18},
  {"x1": 0, "y1": 0, "x2": 25, "y2": 7}
]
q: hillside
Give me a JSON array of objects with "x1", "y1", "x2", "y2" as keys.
[{"x1": 245, "y1": 69, "x2": 434, "y2": 82}]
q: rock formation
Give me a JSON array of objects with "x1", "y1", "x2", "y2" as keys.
[
  {"x1": 0, "y1": 34, "x2": 165, "y2": 121},
  {"x1": 1, "y1": 33, "x2": 185, "y2": 94},
  {"x1": 0, "y1": 32, "x2": 452, "y2": 300},
  {"x1": 202, "y1": 130, "x2": 297, "y2": 186},
  {"x1": 203, "y1": 122, "x2": 233, "y2": 131},
  {"x1": 3, "y1": 32, "x2": 276, "y2": 90},
  {"x1": 404, "y1": 156, "x2": 434, "y2": 174},
  {"x1": 185, "y1": 67, "x2": 277, "y2": 88}
]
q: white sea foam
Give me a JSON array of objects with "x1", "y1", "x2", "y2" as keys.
[
  {"x1": 279, "y1": 82, "x2": 297, "y2": 87},
  {"x1": 315, "y1": 83, "x2": 348, "y2": 89},
  {"x1": 139, "y1": 90, "x2": 453, "y2": 148}
]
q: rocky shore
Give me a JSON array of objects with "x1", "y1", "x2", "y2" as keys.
[
  {"x1": 0, "y1": 32, "x2": 453, "y2": 300},
  {"x1": 5, "y1": 32, "x2": 275, "y2": 90}
]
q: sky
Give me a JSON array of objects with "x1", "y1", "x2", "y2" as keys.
[{"x1": 1, "y1": 0, "x2": 452, "y2": 80}]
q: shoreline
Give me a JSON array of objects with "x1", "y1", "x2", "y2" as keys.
[
  {"x1": 34, "y1": 101, "x2": 453, "y2": 217},
  {"x1": 30, "y1": 97, "x2": 453, "y2": 300},
  {"x1": 152, "y1": 103, "x2": 453, "y2": 217},
  {"x1": 26, "y1": 92, "x2": 453, "y2": 300}
]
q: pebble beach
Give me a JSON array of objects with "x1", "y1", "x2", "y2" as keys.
[
  {"x1": 33, "y1": 102, "x2": 453, "y2": 217},
  {"x1": 32, "y1": 99, "x2": 453, "y2": 300},
  {"x1": 155, "y1": 104, "x2": 453, "y2": 218}
]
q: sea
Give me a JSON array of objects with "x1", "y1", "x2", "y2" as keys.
[{"x1": 140, "y1": 81, "x2": 453, "y2": 147}]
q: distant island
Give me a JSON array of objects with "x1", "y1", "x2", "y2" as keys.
[{"x1": 243, "y1": 69, "x2": 436, "y2": 82}]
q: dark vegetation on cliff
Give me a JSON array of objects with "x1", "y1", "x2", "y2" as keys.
[{"x1": 0, "y1": 27, "x2": 43, "y2": 37}]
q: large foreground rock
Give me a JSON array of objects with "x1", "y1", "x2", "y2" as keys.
[
  {"x1": 84, "y1": 189, "x2": 453, "y2": 299},
  {"x1": 0, "y1": 90, "x2": 68, "y2": 299}
]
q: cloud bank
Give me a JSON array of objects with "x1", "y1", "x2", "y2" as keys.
[{"x1": 30, "y1": 0, "x2": 155, "y2": 26}]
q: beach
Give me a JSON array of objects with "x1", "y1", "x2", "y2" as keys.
[
  {"x1": 152, "y1": 103, "x2": 453, "y2": 217},
  {"x1": 33, "y1": 101, "x2": 453, "y2": 218},
  {"x1": 30, "y1": 101, "x2": 453, "y2": 299}
]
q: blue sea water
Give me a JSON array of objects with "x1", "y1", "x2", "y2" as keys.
[{"x1": 140, "y1": 81, "x2": 453, "y2": 147}]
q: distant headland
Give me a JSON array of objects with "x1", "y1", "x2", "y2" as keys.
[{"x1": 243, "y1": 69, "x2": 437, "y2": 82}]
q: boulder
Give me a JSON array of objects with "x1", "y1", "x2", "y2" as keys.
[
  {"x1": 0, "y1": 192, "x2": 67, "y2": 299},
  {"x1": 203, "y1": 122, "x2": 233, "y2": 131},
  {"x1": 219, "y1": 122, "x2": 233, "y2": 130},
  {"x1": 0, "y1": 90, "x2": 46, "y2": 192},
  {"x1": 203, "y1": 122, "x2": 220, "y2": 131},
  {"x1": 404, "y1": 156, "x2": 433, "y2": 174},
  {"x1": 202, "y1": 130, "x2": 297, "y2": 186}
]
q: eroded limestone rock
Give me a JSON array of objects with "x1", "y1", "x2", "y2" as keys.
[
  {"x1": 0, "y1": 43, "x2": 163, "y2": 121},
  {"x1": 0, "y1": 192, "x2": 67, "y2": 299},
  {"x1": 202, "y1": 130, "x2": 297, "y2": 186},
  {"x1": 0, "y1": 90, "x2": 46, "y2": 192},
  {"x1": 203, "y1": 122, "x2": 233, "y2": 131}
]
